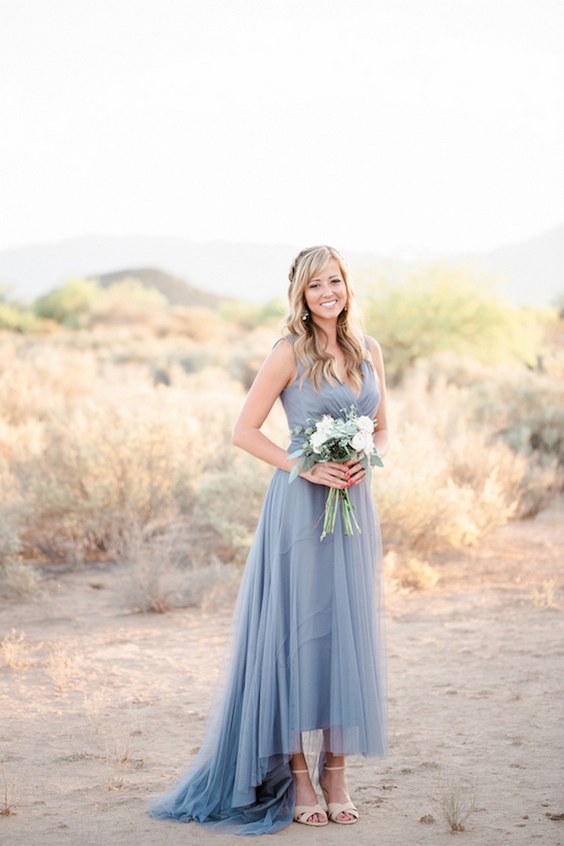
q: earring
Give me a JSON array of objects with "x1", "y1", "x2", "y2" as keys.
[{"x1": 302, "y1": 310, "x2": 310, "y2": 322}]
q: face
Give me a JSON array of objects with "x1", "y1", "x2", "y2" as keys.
[{"x1": 303, "y1": 258, "x2": 347, "y2": 323}]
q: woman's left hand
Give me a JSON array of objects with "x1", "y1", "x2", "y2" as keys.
[{"x1": 344, "y1": 458, "x2": 366, "y2": 486}]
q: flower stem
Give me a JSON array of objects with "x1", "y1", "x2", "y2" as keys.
[{"x1": 320, "y1": 487, "x2": 361, "y2": 540}]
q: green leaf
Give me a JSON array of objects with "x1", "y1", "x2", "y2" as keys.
[{"x1": 289, "y1": 462, "x2": 300, "y2": 483}]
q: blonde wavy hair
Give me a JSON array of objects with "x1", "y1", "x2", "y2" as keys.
[{"x1": 284, "y1": 245, "x2": 370, "y2": 391}]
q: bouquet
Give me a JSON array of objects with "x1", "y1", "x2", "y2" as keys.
[{"x1": 288, "y1": 405, "x2": 384, "y2": 541}]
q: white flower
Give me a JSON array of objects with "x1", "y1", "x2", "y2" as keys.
[
  {"x1": 356, "y1": 415, "x2": 374, "y2": 434},
  {"x1": 352, "y1": 431, "x2": 375, "y2": 455},
  {"x1": 316, "y1": 414, "x2": 335, "y2": 437},
  {"x1": 310, "y1": 430, "x2": 328, "y2": 452},
  {"x1": 310, "y1": 415, "x2": 335, "y2": 452}
]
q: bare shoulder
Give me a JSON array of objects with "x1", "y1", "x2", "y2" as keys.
[
  {"x1": 365, "y1": 335, "x2": 384, "y2": 367},
  {"x1": 256, "y1": 336, "x2": 297, "y2": 387},
  {"x1": 271, "y1": 336, "x2": 295, "y2": 359}
]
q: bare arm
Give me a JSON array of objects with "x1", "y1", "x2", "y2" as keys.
[
  {"x1": 366, "y1": 336, "x2": 391, "y2": 458},
  {"x1": 231, "y1": 339, "x2": 297, "y2": 471}
]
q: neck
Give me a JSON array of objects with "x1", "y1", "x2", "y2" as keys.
[{"x1": 311, "y1": 319, "x2": 338, "y2": 348}]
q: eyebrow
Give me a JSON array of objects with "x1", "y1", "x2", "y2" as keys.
[{"x1": 309, "y1": 274, "x2": 342, "y2": 282}]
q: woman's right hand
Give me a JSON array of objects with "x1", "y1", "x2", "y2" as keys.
[{"x1": 298, "y1": 462, "x2": 350, "y2": 489}]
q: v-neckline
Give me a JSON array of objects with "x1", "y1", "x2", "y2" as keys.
[
  {"x1": 336, "y1": 361, "x2": 366, "y2": 402},
  {"x1": 334, "y1": 377, "x2": 359, "y2": 400}
]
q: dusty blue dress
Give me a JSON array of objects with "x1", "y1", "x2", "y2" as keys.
[{"x1": 148, "y1": 346, "x2": 387, "y2": 835}]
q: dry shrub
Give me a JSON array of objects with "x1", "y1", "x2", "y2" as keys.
[
  {"x1": 433, "y1": 775, "x2": 477, "y2": 833},
  {"x1": 422, "y1": 353, "x2": 564, "y2": 467},
  {"x1": 375, "y1": 359, "x2": 561, "y2": 554},
  {"x1": 91, "y1": 278, "x2": 168, "y2": 327},
  {"x1": 117, "y1": 520, "x2": 192, "y2": 613},
  {"x1": 383, "y1": 551, "x2": 439, "y2": 593},
  {"x1": 227, "y1": 326, "x2": 280, "y2": 389},
  {"x1": 0, "y1": 500, "x2": 23, "y2": 563},
  {"x1": 193, "y1": 454, "x2": 273, "y2": 564},
  {"x1": 0, "y1": 629, "x2": 41, "y2": 669},
  {"x1": 2, "y1": 325, "x2": 561, "y2": 575},
  {"x1": 0, "y1": 417, "x2": 43, "y2": 566},
  {"x1": 24, "y1": 398, "x2": 201, "y2": 559},
  {"x1": 116, "y1": 519, "x2": 240, "y2": 613},
  {"x1": 0, "y1": 339, "x2": 98, "y2": 423},
  {"x1": 167, "y1": 306, "x2": 226, "y2": 342},
  {"x1": 83, "y1": 690, "x2": 112, "y2": 735},
  {"x1": 532, "y1": 579, "x2": 560, "y2": 610},
  {"x1": 374, "y1": 421, "x2": 523, "y2": 554},
  {"x1": 0, "y1": 561, "x2": 43, "y2": 601},
  {"x1": 45, "y1": 641, "x2": 80, "y2": 693},
  {"x1": 0, "y1": 764, "x2": 16, "y2": 816},
  {"x1": 402, "y1": 557, "x2": 440, "y2": 591},
  {"x1": 1, "y1": 332, "x2": 252, "y2": 566},
  {"x1": 101, "y1": 724, "x2": 143, "y2": 769}
]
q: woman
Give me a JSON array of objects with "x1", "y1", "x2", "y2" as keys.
[{"x1": 148, "y1": 245, "x2": 389, "y2": 834}]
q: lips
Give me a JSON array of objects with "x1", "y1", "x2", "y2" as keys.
[{"x1": 320, "y1": 300, "x2": 338, "y2": 308}]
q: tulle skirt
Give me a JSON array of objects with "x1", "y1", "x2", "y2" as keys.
[{"x1": 147, "y1": 469, "x2": 386, "y2": 835}]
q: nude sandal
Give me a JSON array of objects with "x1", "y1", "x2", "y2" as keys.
[
  {"x1": 291, "y1": 768, "x2": 328, "y2": 827},
  {"x1": 320, "y1": 765, "x2": 359, "y2": 825}
]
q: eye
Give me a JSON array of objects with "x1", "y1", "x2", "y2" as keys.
[{"x1": 308, "y1": 282, "x2": 320, "y2": 289}]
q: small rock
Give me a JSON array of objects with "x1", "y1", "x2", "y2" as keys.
[{"x1": 419, "y1": 814, "x2": 435, "y2": 824}]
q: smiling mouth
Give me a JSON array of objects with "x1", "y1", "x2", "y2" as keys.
[{"x1": 320, "y1": 300, "x2": 338, "y2": 308}]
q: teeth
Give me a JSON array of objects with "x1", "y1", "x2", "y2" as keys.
[{"x1": 321, "y1": 301, "x2": 337, "y2": 307}]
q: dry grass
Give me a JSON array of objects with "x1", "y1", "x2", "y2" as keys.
[
  {"x1": 114, "y1": 519, "x2": 240, "y2": 613},
  {"x1": 383, "y1": 551, "x2": 439, "y2": 593},
  {"x1": 0, "y1": 560, "x2": 43, "y2": 600},
  {"x1": 0, "y1": 765, "x2": 16, "y2": 816},
  {"x1": 374, "y1": 360, "x2": 562, "y2": 557},
  {"x1": 0, "y1": 629, "x2": 42, "y2": 670},
  {"x1": 101, "y1": 724, "x2": 144, "y2": 769},
  {"x1": 433, "y1": 775, "x2": 478, "y2": 832},
  {"x1": 45, "y1": 641, "x2": 80, "y2": 693},
  {"x1": 532, "y1": 579, "x2": 561, "y2": 610},
  {"x1": 0, "y1": 327, "x2": 561, "y2": 585},
  {"x1": 83, "y1": 690, "x2": 112, "y2": 735},
  {"x1": 401, "y1": 557, "x2": 440, "y2": 591}
]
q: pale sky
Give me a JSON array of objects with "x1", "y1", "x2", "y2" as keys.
[{"x1": 1, "y1": 0, "x2": 563, "y2": 256}]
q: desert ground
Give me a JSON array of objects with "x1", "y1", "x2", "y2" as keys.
[{"x1": 1, "y1": 498, "x2": 563, "y2": 846}]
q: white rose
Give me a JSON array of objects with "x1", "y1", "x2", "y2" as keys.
[
  {"x1": 310, "y1": 430, "x2": 327, "y2": 453},
  {"x1": 357, "y1": 415, "x2": 374, "y2": 434},
  {"x1": 351, "y1": 432, "x2": 367, "y2": 452},
  {"x1": 352, "y1": 431, "x2": 375, "y2": 455}
]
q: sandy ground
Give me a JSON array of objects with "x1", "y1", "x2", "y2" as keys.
[{"x1": 1, "y1": 498, "x2": 563, "y2": 846}]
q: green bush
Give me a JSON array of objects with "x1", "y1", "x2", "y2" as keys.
[
  {"x1": 34, "y1": 279, "x2": 102, "y2": 327},
  {"x1": 0, "y1": 302, "x2": 43, "y2": 333},
  {"x1": 361, "y1": 263, "x2": 541, "y2": 384}
]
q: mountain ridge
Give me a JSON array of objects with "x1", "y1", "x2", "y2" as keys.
[
  {"x1": 0, "y1": 228, "x2": 562, "y2": 307},
  {"x1": 93, "y1": 266, "x2": 230, "y2": 309}
]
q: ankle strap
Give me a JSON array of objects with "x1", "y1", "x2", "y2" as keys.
[
  {"x1": 291, "y1": 768, "x2": 309, "y2": 774},
  {"x1": 324, "y1": 765, "x2": 345, "y2": 771}
]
